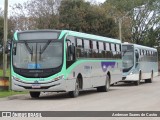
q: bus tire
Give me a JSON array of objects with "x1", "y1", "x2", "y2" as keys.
[
  {"x1": 69, "y1": 79, "x2": 80, "y2": 98},
  {"x1": 135, "y1": 72, "x2": 141, "y2": 86},
  {"x1": 149, "y1": 72, "x2": 153, "y2": 83},
  {"x1": 97, "y1": 76, "x2": 110, "y2": 92},
  {"x1": 30, "y1": 92, "x2": 40, "y2": 98},
  {"x1": 134, "y1": 81, "x2": 140, "y2": 86},
  {"x1": 145, "y1": 72, "x2": 153, "y2": 83}
]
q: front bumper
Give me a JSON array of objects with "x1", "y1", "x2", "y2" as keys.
[
  {"x1": 11, "y1": 78, "x2": 66, "y2": 92},
  {"x1": 121, "y1": 73, "x2": 139, "y2": 81}
]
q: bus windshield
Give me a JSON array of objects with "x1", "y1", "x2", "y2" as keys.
[
  {"x1": 13, "y1": 41, "x2": 62, "y2": 69},
  {"x1": 122, "y1": 45, "x2": 134, "y2": 70}
]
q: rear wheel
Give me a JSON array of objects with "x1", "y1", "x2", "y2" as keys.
[
  {"x1": 97, "y1": 76, "x2": 110, "y2": 92},
  {"x1": 145, "y1": 72, "x2": 153, "y2": 83},
  {"x1": 30, "y1": 92, "x2": 40, "y2": 98},
  {"x1": 69, "y1": 79, "x2": 80, "y2": 98}
]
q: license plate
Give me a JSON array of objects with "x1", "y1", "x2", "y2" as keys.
[{"x1": 32, "y1": 84, "x2": 41, "y2": 88}]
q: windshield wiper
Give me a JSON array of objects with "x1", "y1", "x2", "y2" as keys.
[
  {"x1": 24, "y1": 41, "x2": 33, "y2": 61},
  {"x1": 40, "y1": 40, "x2": 51, "y2": 54},
  {"x1": 39, "y1": 40, "x2": 52, "y2": 61}
]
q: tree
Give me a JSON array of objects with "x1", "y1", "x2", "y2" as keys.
[
  {"x1": 59, "y1": 0, "x2": 118, "y2": 37},
  {"x1": 0, "y1": 8, "x2": 3, "y2": 65},
  {"x1": 0, "y1": 8, "x2": 3, "y2": 45},
  {"x1": 102, "y1": 0, "x2": 160, "y2": 45},
  {"x1": 59, "y1": 0, "x2": 90, "y2": 31},
  {"x1": 132, "y1": 0, "x2": 160, "y2": 45},
  {"x1": 25, "y1": 0, "x2": 60, "y2": 29},
  {"x1": 10, "y1": 0, "x2": 60, "y2": 30},
  {"x1": 102, "y1": 0, "x2": 135, "y2": 41},
  {"x1": 85, "y1": 5, "x2": 118, "y2": 38}
]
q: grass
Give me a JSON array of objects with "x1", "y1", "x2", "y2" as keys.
[
  {"x1": 0, "y1": 91, "x2": 28, "y2": 98},
  {"x1": 0, "y1": 68, "x2": 28, "y2": 98}
]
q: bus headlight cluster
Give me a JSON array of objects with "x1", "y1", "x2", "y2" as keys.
[
  {"x1": 54, "y1": 75, "x2": 64, "y2": 81},
  {"x1": 12, "y1": 76, "x2": 21, "y2": 81}
]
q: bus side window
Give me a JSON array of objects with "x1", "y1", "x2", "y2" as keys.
[
  {"x1": 111, "y1": 43, "x2": 115, "y2": 58},
  {"x1": 116, "y1": 44, "x2": 121, "y2": 59},
  {"x1": 76, "y1": 38, "x2": 83, "y2": 58},
  {"x1": 84, "y1": 39, "x2": 90, "y2": 58},
  {"x1": 99, "y1": 41, "x2": 104, "y2": 58},
  {"x1": 106, "y1": 42, "x2": 111, "y2": 58},
  {"x1": 92, "y1": 41, "x2": 98, "y2": 58},
  {"x1": 77, "y1": 38, "x2": 83, "y2": 48},
  {"x1": 106, "y1": 43, "x2": 110, "y2": 51}
]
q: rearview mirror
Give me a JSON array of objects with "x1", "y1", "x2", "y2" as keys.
[
  {"x1": 13, "y1": 47, "x2": 16, "y2": 55},
  {"x1": 12, "y1": 42, "x2": 17, "y2": 55},
  {"x1": 5, "y1": 40, "x2": 11, "y2": 54},
  {"x1": 66, "y1": 39, "x2": 71, "y2": 42}
]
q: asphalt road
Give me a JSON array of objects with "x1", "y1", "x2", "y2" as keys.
[{"x1": 0, "y1": 76, "x2": 160, "y2": 120}]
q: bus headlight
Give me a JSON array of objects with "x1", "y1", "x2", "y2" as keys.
[
  {"x1": 54, "y1": 75, "x2": 64, "y2": 81},
  {"x1": 12, "y1": 76, "x2": 21, "y2": 81},
  {"x1": 129, "y1": 72, "x2": 133, "y2": 75}
]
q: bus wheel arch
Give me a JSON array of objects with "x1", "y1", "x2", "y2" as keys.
[
  {"x1": 97, "y1": 72, "x2": 110, "y2": 92},
  {"x1": 139, "y1": 70, "x2": 142, "y2": 80},
  {"x1": 77, "y1": 73, "x2": 83, "y2": 90},
  {"x1": 107, "y1": 72, "x2": 111, "y2": 84},
  {"x1": 68, "y1": 73, "x2": 83, "y2": 98}
]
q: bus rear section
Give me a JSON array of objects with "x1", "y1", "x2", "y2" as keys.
[{"x1": 122, "y1": 43, "x2": 158, "y2": 85}]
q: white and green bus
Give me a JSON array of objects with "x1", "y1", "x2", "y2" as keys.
[
  {"x1": 122, "y1": 43, "x2": 158, "y2": 85},
  {"x1": 9, "y1": 30, "x2": 122, "y2": 98}
]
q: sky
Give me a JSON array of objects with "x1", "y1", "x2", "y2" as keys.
[{"x1": 0, "y1": 0, "x2": 106, "y2": 10}]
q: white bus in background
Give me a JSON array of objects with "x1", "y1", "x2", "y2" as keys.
[{"x1": 122, "y1": 43, "x2": 158, "y2": 85}]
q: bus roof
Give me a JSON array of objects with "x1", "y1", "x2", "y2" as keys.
[
  {"x1": 60, "y1": 30, "x2": 121, "y2": 44},
  {"x1": 14, "y1": 29, "x2": 121, "y2": 44},
  {"x1": 122, "y1": 43, "x2": 157, "y2": 51}
]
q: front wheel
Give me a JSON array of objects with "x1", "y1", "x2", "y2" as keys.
[
  {"x1": 30, "y1": 92, "x2": 40, "y2": 98},
  {"x1": 135, "y1": 73, "x2": 141, "y2": 86},
  {"x1": 69, "y1": 79, "x2": 80, "y2": 98},
  {"x1": 134, "y1": 80, "x2": 140, "y2": 86}
]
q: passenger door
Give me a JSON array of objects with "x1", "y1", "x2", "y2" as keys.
[{"x1": 135, "y1": 49, "x2": 139, "y2": 68}]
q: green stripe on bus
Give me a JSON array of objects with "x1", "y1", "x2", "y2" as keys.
[{"x1": 14, "y1": 32, "x2": 18, "y2": 41}]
